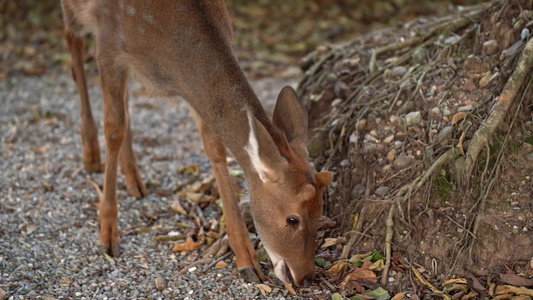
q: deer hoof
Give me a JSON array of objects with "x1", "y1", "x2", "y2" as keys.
[
  {"x1": 97, "y1": 243, "x2": 120, "y2": 257},
  {"x1": 239, "y1": 268, "x2": 260, "y2": 283}
]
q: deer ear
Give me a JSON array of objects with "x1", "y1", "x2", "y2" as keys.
[
  {"x1": 316, "y1": 171, "x2": 333, "y2": 188},
  {"x1": 273, "y1": 86, "x2": 308, "y2": 160},
  {"x1": 244, "y1": 110, "x2": 284, "y2": 182}
]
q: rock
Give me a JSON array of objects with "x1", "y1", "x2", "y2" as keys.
[
  {"x1": 463, "y1": 79, "x2": 477, "y2": 90},
  {"x1": 483, "y1": 40, "x2": 499, "y2": 56},
  {"x1": 398, "y1": 100, "x2": 415, "y2": 115},
  {"x1": 374, "y1": 186, "x2": 390, "y2": 196},
  {"x1": 340, "y1": 159, "x2": 351, "y2": 167},
  {"x1": 156, "y1": 276, "x2": 166, "y2": 291},
  {"x1": 387, "y1": 149, "x2": 397, "y2": 162},
  {"x1": 437, "y1": 126, "x2": 453, "y2": 145},
  {"x1": 442, "y1": 107, "x2": 452, "y2": 117},
  {"x1": 392, "y1": 66, "x2": 407, "y2": 77},
  {"x1": 430, "y1": 107, "x2": 441, "y2": 117},
  {"x1": 479, "y1": 72, "x2": 492, "y2": 87},
  {"x1": 384, "y1": 135, "x2": 394, "y2": 144},
  {"x1": 412, "y1": 47, "x2": 428, "y2": 64},
  {"x1": 331, "y1": 98, "x2": 343, "y2": 107},
  {"x1": 334, "y1": 81, "x2": 349, "y2": 99},
  {"x1": 522, "y1": 28, "x2": 530, "y2": 41},
  {"x1": 356, "y1": 119, "x2": 367, "y2": 131},
  {"x1": 458, "y1": 105, "x2": 474, "y2": 112},
  {"x1": 405, "y1": 111, "x2": 422, "y2": 125},
  {"x1": 394, "y1": 155, "x2": 414, "y2": 170},
  {"x1": 0, "y1": 289, "x2": 7, "y2": 300},
  {"x1": 369, "y1": 130, "x2": 378, "y2": 137},
  {"x1": 526, "y1": 152, "x2": 533, "y2": 161}
]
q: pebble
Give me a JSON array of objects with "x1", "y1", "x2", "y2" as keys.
[
  {"x1": 394, "y1": 155, "x2": 414, "y2": 170},
  {"x1": 458, "y1": 105, "x2": 474, "y2": 112},
  {"x1": 442, "y1": 107, "x2": 452, "y2": 116},
  {"x1": 392, "y1": 66, "x2": 407, "y2": 77},
  {"x1": 526, "y1": 152, "x2": 533, "y2": 161},
  {"x1": 383, "y1": 135, "x2": 394, "y2": 143},
  {"x1": 430, "y1": 107, "x2": 441, "y2": 117},
  {"x1": 375, "y1": 186, "x2": 390, "y2": 196},
  {"x1": 405, "y1": 111, "x2": 421, "y2": 125},
  {"x1": 483, "y1": 40, "x2": 499, "y2": 55},
  {"x1": 387, "y1": 149, "x2": 397, "y2": 162},
  {"x1": 356, "y1": 119, "x2": 367, "y2": 131},
  {"x1": 479, "y1": 72, "x2": 492, "y2": 87},
  {"x1": 0, "y1": 289, "x2": 7, "y2": 300}
]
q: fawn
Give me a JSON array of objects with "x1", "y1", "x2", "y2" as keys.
[{"x1": 61, "y1": 0, "x2": 333, "y2": 287}]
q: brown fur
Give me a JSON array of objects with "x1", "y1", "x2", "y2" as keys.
[{"x1": 61, "y1": 0, "x2": 332, "y2": 286}]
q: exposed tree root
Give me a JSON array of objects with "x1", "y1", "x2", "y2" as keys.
[{"x1": 463, "y1": 37, "x2": 533, "y2": 184}]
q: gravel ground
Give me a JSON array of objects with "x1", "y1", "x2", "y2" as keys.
[{"x1": 0, "y1": 71, "x2": 324, "y2": 300}]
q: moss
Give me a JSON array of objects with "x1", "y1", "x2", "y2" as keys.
[{"x1": 432, "y1": 167, "x2": 454, "y2": 206}]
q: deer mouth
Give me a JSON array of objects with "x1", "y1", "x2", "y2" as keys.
[{"x1": 273, "y1": 259, "x2": 294, "y2": 284}]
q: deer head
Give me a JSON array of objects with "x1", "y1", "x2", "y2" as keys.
[{"x1": 244, "y1": 86, "x2": 333, "y2": 287}]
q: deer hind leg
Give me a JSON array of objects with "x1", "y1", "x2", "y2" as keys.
[
  {"x1": 63, "y1": 18, "x2": 102, "y2": 173},
  {"x1": 119, "y1": 90, "x2": 148, "y2": 198},
  {"x1": 190, "y1": 108, "x2": 265, "y2": 282},
  {"x1": 96, "y1": 55, "x2": 129, "y2": 257}
]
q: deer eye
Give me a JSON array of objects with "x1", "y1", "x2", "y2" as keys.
[{"x1": 286, "y1": 216, "x2": 300, "y2": 227}]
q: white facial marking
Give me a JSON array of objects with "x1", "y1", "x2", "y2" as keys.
[{"x1": 244, "y1": 111, "x2": 268, "y2": 182}]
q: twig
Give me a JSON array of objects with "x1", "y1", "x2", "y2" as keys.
[
  {"x1": 381, "y1": 203, "x2": 395, "y2": 286},
  {"x1": 172, "y1": 257, "x2": 214, "y2": 279},
  {"x1": 205, "y1": 251, "x2": 233, "y2": 270},
  {"x1": 463, "y1": 37, "x2": 533, "y2": 183}
]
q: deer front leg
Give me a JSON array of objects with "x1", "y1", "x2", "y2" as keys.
[
  {"x1": 119, "y1": 90, "x2": 148, "y2": 198},
  {"x1": 191, "y1": 109, "x2": 265, "y2": 282},
  {"x1": 96, "y1": 57, "x2": 128, "y2": 257},
  {"x1": 64, "y1": 31, "x2": 102, "y2": 173}
]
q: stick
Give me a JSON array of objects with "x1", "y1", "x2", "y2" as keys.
[
  {"x1": 463, "y1": 37, "x2": 533, "y2": 183},
  {"x1": 381, "y1": 203, "x2": 395, "y2": 286}
]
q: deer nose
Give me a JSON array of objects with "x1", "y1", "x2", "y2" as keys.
[{"x1": 300, "y1": 276, "x2": 313, "y2": 288}]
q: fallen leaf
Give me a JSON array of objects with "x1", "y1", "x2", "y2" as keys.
[
  {"x1": 284, "y1": 283, "x2": 297, "y2": 296},
  {"x1": 467, "y1": 273, "x2": 488, "y2": 297},
  {"x1": 325, "y1": 260, "x2": 348, "y2": 276},
  {"x1": 32, "y1": 144, "x2": 50, "y2": 154},
  {"x1": 332, "y1": 293, "x2": 343, "y2": 300},
  {"x1": 215, "y1": 261, "x2": 228, "y2": 269},
  {"x1": 391, "y1": 292, "x2": 407, "y2": 300},
  {"x1": 178, "y1": 164, "x2": 200, "y2": 176},
  {"x1": 457, "y1": 131, "x2": 466, "y2": 155},
  {"x1": 499, "y1": 273, "x2": 533, "y2": 287},
  {"x1": 170, "y1": 200, "x2": 187, "y2": 215},
  {"x1": 442, "y1": 278, "x2": 467, "y2": 286},
  {"x1": 342, "y1": 268, "x2": 377, "y2": 286},
  {"x1": 315, "y1": 257, "x2": 331, "y2": 268},
  {"x1": 363, "y1": 287, "x2": 391, "y2": 300},
  {"x1": 369, "y1": 259, "x2": 385, "y2": 271},
  {"x1": 452, "y1": 112, "x2": 467, "y2": 125},
  {"x1": 321, "y1": 237, "x2": 347, "y2": 248},
  {"x1": 495, "y1": 285, "x2": 533, "y2": 297},
  {"x1": 172, "y1": 235, "x2": 205, "y2": 252},
  {"x1": 256, "y1": 284, "x2": 272, "y2": 296}
]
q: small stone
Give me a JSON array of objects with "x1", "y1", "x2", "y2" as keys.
[
  {"x1": 437, "y1": 126, "x2": 453, "y2": 145},
  {"x1": 331, "y1": 98, "x2": 343, "y2": 107},
  {"x1": 398, "y1": 100, "x2": 415, "y2": 115},
  {"x1": 356, "y1": 119, "x2": 367, "y2": 131},
  {"x1": 59, "y1": 277, "x2": 73, "y2": 287},
  {"x1": 382, "y1": 165, "x2": 392, "y2": 174},
  {"x1": 458, "y1": 105, "x2": 474, "y2": 112},
  {"x1": 340, "y1": 159, "x2": 351, "y2": 167},
  {"x1": 75, "y1": 292, "x2": 82, "y2": 297},
  {"x1": 412, "y1": 47, "x2": 428, "y2": 64},
  {"x1": 479, "y1": 72, "x2": 492, "y2": 87},
  {"x1": 369, "y1": 130, "x2": 378, "y2": 137},
  {"x1": 521, "y1": 28, "x2": 530, "y2": 41},
  {"x1": 383, "y1": 135, "x2": 394, "y2": 143},
  {"x1": 405, "y1": 111, "x2": 421, "y2": 125},
  {"x1": 155, "y1": 276, "x2": 166, "y2": 291},
  {"x1": 389, "y1": 115, "x2": 398, "y2": 124},
  {"x1": 387, "y1": 149, "x2": 397, "y2": 162},
  {"x1": 430, "y1": 107, "x2": 441, "y2": 117},
  {"x1": 375, "y1": 186, "x2": 390, "y2": 196},
  {"x1": 394, "y1": 155, "x2": 414, "y2": 170},
  {"x1": 442, "y1": 107, "x2": 452, "y2": 117},
  {"x1": 526, "y1": 152, "x2": 533, "y2": 161},
  {"x1": 391, "y1": 66, "x2": 407, "y2": 77},
  {"x1": 483, "y1": 40, "x2": 499, "y2": 55}
]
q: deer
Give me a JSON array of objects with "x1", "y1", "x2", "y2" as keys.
[{"x1": 61, "y1": 0, "x2": 333, "y2": 287}]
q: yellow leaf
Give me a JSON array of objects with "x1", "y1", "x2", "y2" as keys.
[
  {"x1": 170, "y1": 200, "x2": 187, "y2": 215},
  {"x1": 325, "y1": 260, "x2": 348, "y2": 276},
  {"x1": 256, "y1": 284, "x2": 272, "y2": 296},
  {"x1": 391, "y1": 292, "x2": 407, "y2": 300},
  {"x1": 442, "y1": 278, "x2": 467, "y2": 286},
  {"x1": 369, "y1": 259, "x2": 385, "y2": 271},
  {"x1": 178, "y1": 164, "x2": 200, "y2": 176},
  {"x1": 451, "y1": 112, "x2": 467, "y2": 125},
  {"x1": 321, "y1": 237, "x2": 346, "y2": 248}
]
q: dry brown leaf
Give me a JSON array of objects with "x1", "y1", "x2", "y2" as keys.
[
  {"x1": 256, "y1": 284, "x2": 272, "y2": 296},
  {"x1": 452, "y1": 112, "x2": 467, "y2": 125},
  {"x1": 321, "y1": 237, "x2": 347, "y2": 248},
  {"x1": 495, "y1": 285, "x2": 533, "y2": 297},
  {"x1": 32, "y1": 144, "x2": 50, "y2": 154},
  {"x1": 215, "y1": 261, "x2": 228, "y2": 269},
  {"x1": 457, "y1": 131, "x2": 466, "y2": 155},
  {"x1": 443, "y1": 278, "x2": 467, "y2": 286},
  {"x1": 170, "y1": 200, "x2": 187, "y2": 215},
  {"x1": 284, "y1": 283, "x2": 297, "y2": 296},
  {"x1": 178, "y1": 164, "x2": 200, "y2": 176},
  {"x1": 172, "y1": 235, "x2": 205, "y2": 252},
  {"x1": 391, "y1": 292, "x2": 407, "y2": 300},
  {"x1": 342, "y1": 268, "x2": 377, "y2": 286},
  {"x1": 325, "y1": 260, "x2": 348, "y2": 276},
  {"x1": 499, "y1": 273, "x2": 533, "y2": 287}
]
